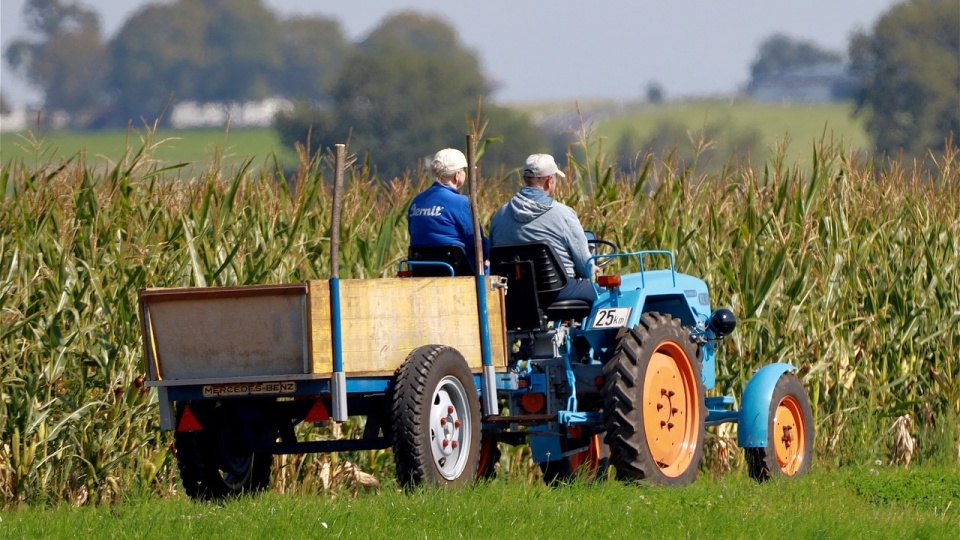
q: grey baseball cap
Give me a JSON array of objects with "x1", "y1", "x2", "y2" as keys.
[{"x1": 522, "y1": 154, "x2": 566, "y2": 178}]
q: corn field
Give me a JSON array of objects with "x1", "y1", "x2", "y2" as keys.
[{"x1": 1, "y1": 134, "x2": 958, "y2": 507}]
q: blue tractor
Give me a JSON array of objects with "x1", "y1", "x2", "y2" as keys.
[{"x1": 481, "y1": 236, "x2": 814, "y2": 485}]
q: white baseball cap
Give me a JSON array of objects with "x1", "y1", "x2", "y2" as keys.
[
  {"x1": 522, "y1": 154, "x2": 566, "y2": 178},
  {"x1": 431, "y1": 148, "x2": 468, "y2": 176}
]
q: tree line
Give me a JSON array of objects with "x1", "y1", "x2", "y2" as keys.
[
  {"x1": 5, "y1": 0, "x2": 349, "y2": 128},
  {"x1": 4, "y1": 0, "x2": 957, "y2": 176}
]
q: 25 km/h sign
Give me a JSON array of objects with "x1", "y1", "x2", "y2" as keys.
[{"x1": 592, "y1": 307, "x2": 631, "y2": 328}]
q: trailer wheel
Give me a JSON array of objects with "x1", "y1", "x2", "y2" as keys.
[
  {"x1": 603, "y1": 312, "x2": 706, "y2": 486},
  {"x1": 174, "y1": 404, "x2": 272, "y2": 500},
  {"x1": 746, "y1": 373, "x2": 814, "y2": 482},
  {"x1": 392, "y1": 345, "x2": 481, "y2": 488},
  {"x1": 539, "y1": 430, "x2": 609, "y2": 485}
]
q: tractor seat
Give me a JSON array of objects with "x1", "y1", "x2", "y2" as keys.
[
  {"x1": 490, "y1": 242, "x2": 593, "y2": 330},
  {"x1": 407, "y1": 245, "x2": 474, "y2": 276},
  {"x1": 544, "y1": 298, "x2": 593, "y2": 321}
]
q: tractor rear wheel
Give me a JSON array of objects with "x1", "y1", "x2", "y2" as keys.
[
  {"x1": 174, "y1": 404, "x2": 272, "y2": 501},
  {"x1": 538, "y1": 429, "x2": 609, "y2": 485},
  {"x1": 745, "y1": 373, "x2": 814, "y2": 482},
  {"x1": 602, "y1": 312, "x2": 706, "y2": 486},
  {"x1": 392, "y1": 345, "x2": 481, "y2": 488}
]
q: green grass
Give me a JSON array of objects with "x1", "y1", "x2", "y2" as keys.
[
  {"x1": 0, "y1": 127, "x2": 296, "y2": 170},
  {"x1": 1, "y1": 467, "x2": 956, "y2": 539},
  {"x1": 594, "y1": 99, "x2": 869, "y2": 166},
  {"x1": 0, "y1": 100, "x2": 867, "y2": 173}
]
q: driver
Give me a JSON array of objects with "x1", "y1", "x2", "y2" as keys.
[{"x1": 490, "y1": 154, "x2": 596, "y2": 303}]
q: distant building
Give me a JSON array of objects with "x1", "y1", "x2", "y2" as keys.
[
  {"x1": 0, "y1": 106, "x2": 29, "y2": 132},
  {"x1": 0, "y1": 107, "x2": 79, "y2": 131},
  {"x1": 750, "y1": 63, "x2": 859, "y2": 103},
  {"x1": 170, "y1": 98, "x2": 294, "y2": 129}
]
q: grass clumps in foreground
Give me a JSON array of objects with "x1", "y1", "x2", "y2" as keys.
[
  {"x1": 1, "y1": 467, "x2": 956, "y2": 539},
  {"x1": 847, "y1": 465, "x2": 960, "y2": 512}
]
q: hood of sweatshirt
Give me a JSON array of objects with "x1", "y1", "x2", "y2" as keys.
[{"x1": 503, "y1": 186, "x2": 555, "y2": 223}]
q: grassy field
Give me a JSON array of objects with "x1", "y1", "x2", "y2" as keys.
[
  {"x1": 598, "y1": 100, "x2": 867, "y2": 148},
  {"x1": 0, "y1": 127, "x2": 297, "y2": 171},
  {"x1": 0, "y1": 100, "x2": 867, "y2": 172},
  {"x1": 512, "y1": 98, "x2": 869, "y2": 169},
  {"x1": 1, "y1": 467, "x2": 956, "y2": 539}
]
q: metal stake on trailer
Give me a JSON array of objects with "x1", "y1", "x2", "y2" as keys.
[
  {"x1": 330, "y1": 143, "x2": 348, "y2": 422},
  {"x1": 467, "y1": 134, "x2": 499, "y2": 417}
]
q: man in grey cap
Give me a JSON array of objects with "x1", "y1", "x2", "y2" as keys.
[{"x1": 490, "y1": 153, "x2": 596, "y2": 303}]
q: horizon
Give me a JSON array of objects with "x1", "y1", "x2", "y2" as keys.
[{"x1": 1, "y1": 0, "x2": 900, "y2": 107}]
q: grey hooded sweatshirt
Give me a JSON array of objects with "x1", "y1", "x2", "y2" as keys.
[{"x1": 489, "y1": 186, "x2": 594, "y2": 278}]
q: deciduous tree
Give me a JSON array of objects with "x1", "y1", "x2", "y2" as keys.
[
  {"x1": 849, "y1": 0, "x2": 959, "y2": 157},
  {"x1": 3, "y1": 0, "x2": 106, "y2": 123},
  {"x1": 274, "y1": 16, "x2": 350, "y2": 101},
  {"x1": 276, "y1": 12, "x2": 544, "y2": 180},
  {"x1": 109, "y1": 0, "x2": 283, "y2": 126}
]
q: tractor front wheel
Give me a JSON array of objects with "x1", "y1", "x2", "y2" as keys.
[
  {"x1": 392, "y1": 345, "x2": 481, "y2": 488},
  {"x1": 745, "y1": 373, "x2": 814, "y2": 482},
  {"x1": 602, "y1": 312, "x2": 706, "y2": 486}
]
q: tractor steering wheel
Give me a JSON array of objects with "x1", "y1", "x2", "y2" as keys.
[{"x1": 587, "y1": 237, "x2": 619, "y2": 268}]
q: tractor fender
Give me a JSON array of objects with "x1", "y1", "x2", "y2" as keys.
[{"x1": 737, "y1": 363, "x2": 796, "y2": 448}]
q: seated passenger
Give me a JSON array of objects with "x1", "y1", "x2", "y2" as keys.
[
  {"x1": 490, "y1": 154, "x2": 597, "y2": 304},
  {"x1": 407, "y1": 148, "x2": 489, "y2": 274}
]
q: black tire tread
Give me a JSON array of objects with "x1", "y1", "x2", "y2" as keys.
[
  {"x1": 392, "y1": 345, "x2": 481, "y2": 488},
  {"x1": 602, "y1": 312, "x2": 707, "y2": 485}
]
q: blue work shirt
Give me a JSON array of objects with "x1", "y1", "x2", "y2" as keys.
[{"x1": 408, "y1": 182, "x2": 489, "y2": 271}]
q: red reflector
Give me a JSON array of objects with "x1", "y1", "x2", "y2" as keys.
[
  {"x1": 594, "y1": 376, "x2": 605, "y2": 389},
  {"x1": 398, "y1": 270, "x2": 413, "y2": 278},
  {"x1": 597, "y1": 275, "x2": 621, "y2": 288},
  {"x1": 177, "y1": 404, "x2": 203, "y2": 432},
  {"x1": 520, "y1": 392, "x2": 546, "y2": 414},
  {"x1": 305, "y1": 399, "x2": 330, "y2": 423}
]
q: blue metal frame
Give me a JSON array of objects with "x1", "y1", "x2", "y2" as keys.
[
  {"x1": 330, "y1": 278, "x2": 344, "y2": 374},
  {"x1": 396, "y1": 260, "x2": 456, "y2": 276}
]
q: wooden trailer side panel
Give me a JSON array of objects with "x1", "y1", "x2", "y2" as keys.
[{"x1": 308, "y1": 277, "x2": 507, "y2": 374}]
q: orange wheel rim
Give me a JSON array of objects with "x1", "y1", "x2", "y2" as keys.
[
  {"x1": 641, "y1": 340, "x2": 700, "y2": 477},
  {"x1": 773, "y1": 395, "x2": 806, "y2": 475}
]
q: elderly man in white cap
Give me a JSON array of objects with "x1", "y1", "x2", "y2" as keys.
[
  {"x1": 407, "y1": 148, "x2": 489, "y2": 273},
  {"x1": 490, "y1": 153, "x2": 596, "y2": 303}
]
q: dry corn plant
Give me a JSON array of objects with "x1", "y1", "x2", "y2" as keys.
[
  {"x1": 888, "y1": 414, "x2": 916, "y2": 467},
  {"x1": 703, "y1": 423, "x2": 740, "y2": 478}
]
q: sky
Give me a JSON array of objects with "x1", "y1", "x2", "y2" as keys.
[{"x1": 0, "y1": 0, "x2": 902, "y2": 107}]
